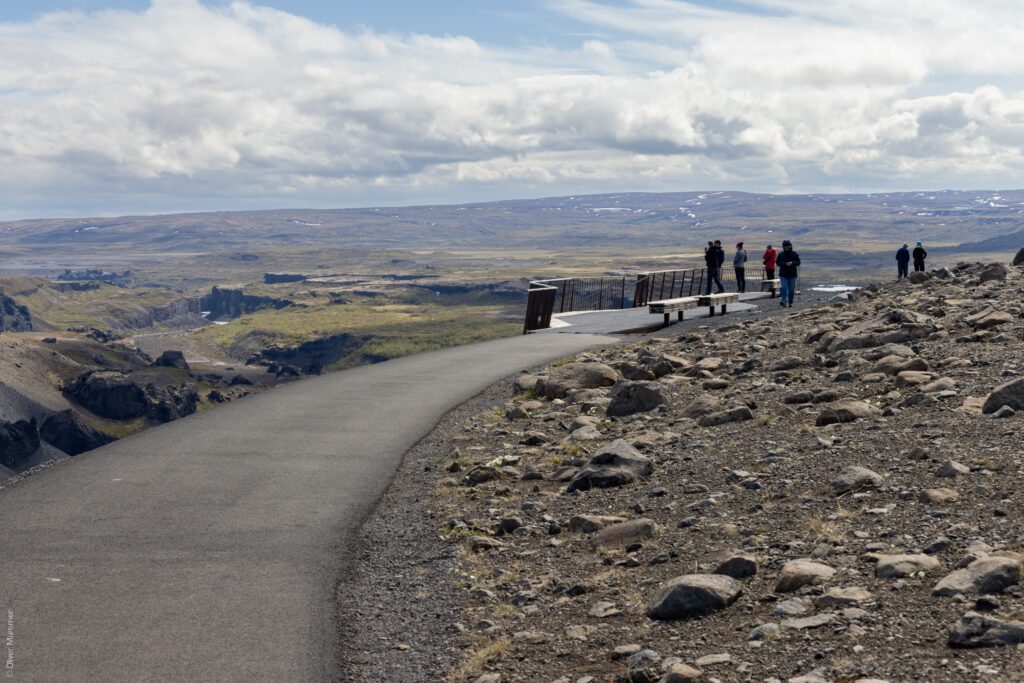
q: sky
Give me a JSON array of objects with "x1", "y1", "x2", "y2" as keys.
[{"x1": 1, "y1": 0, "x2": 1023, "y2": 219}]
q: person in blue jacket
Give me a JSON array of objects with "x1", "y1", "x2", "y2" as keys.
[
  {"x1": 703, "y1": 239, "x2": 726, "y2": 294},
  {"x1": 896, "y1": 243, "x2": 910, "y2": 279},
  {"x1": 778, "y1": 240, "x2": 800, "y2": 307}
]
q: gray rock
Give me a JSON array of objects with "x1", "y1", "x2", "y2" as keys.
[
  {"x1": 566, "y1": 439, "x2": 653, "y2": 492},
  {"x1": 746, "y1": 622, "x2": 780, "y2": 641},
  {"x1": 537, "y1": 362, "x2": 618, "y2": 399},
  {"x1": 814, "y1": 587, "x2": 872, "y2": 608},
  {"x1": 606, "y1": 381, "x2": 670, "y2": 417},
  {"x1": 699, "y1": 406, "x2": 754, "y2": 427},
  {"x1": 1014, "y1": 247, "x2": 1024, "y2": 266},
  {"x1": 771, "y1": 597, "x2": 807, "y2": 617},
  {"x1": 978, "y1": 263, "x2": 1011, "y2": 283},
  {"x1": 992, "y1": 405, "x2": 1016, "y2": 418},
  {"x1": 932, "y1": 557, "x2": 1021, "y2": 596},
  {"x1": 681, "y1": 394, "x2": 724, "y2": 418},
  {"x1": 781, "y1": 613, "x2": 839, "y2": 630},
  {"x1": 965, "y1": 307, "x2": 1014, "y2": 330},
  {"x1": 771, "y1": 356, "x2": 805, "y2": 371},
  {"x1": 816, "y1": 400, "x2": 880, "y2": 426},
  {"x1": 620, "y1": 362, "x2": 656, "y2": 381},
  {"x1": 949, "y1": 611, "x2": 1024, "y2": 648},
  {"x1": 775, "y1": 560, "x2": 836, "y2": 592},
  {"x1": 647, "y1": 574, "x2": 743, "y2": 619},
  {"x1": 38, "y1": 410, "x2": 116, "y2": 456},
  {"x1": 659, "y1": 662, "x2": 703, "y2": 682},
  {"x1": 830, "y1": 466, "x2": 884, "y2": 494},
  {"x1": 936, "y1": 460, "x2": 970, "y2": 478},
  {"x1": 568, "y1": 514, "x2": 626, "y2": 533},
  {"x1": 875, "y1": 554, "x2": 941, "y2": 578},
  {"x1": 983, "y1": 377, "x2": 1024, "y2": 414},
  {"x1": 591, "y1": 518, "x2": 656, "y2": 549},
  {"x1": 713, "y1": 554, "x2": 758, "y2": 579},
  {"x1": 920, "y1": 488, "x2": 958, "y2": 504}
]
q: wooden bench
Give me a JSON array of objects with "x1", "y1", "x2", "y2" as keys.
[
  {"x1": 648, "y1": 296, "x2": 699, "y2": 326},
  {"x1": 760, "y1": 279, "x2": 781, "y2": 297},
  {"x1": 697, "y1": 293, "x2": 739, "y2": 316}
]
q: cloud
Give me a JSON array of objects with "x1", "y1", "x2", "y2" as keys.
[{"x1": 0, "y1": 0, "x2": 1023, "y2": 218}]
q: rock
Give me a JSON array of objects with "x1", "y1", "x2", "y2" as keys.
[
  {"x1": 982, "y1": 377, "x2": 1024, "y2": 414},
  {"x1": 747, "y1": 622, "x2": 780, "y2": 641},
  {"x1": 908, "y1": 271, "x2": 929, "y2": 284},
  {"x1": 64, "y1": 371, "x2": 198, "y2": 423},
  {"x1": 780, "y1": 613, "x2": 839, "y2": 630},
  {"x1": 830, "y1": 466, "x2": 884, "y2": 494},
  {"x1": 568, "y1": 514, "x2": 627, "y2": 533},
  {"x1": 647, "y1": 574, "x2": 743, "y2": 619},
  {"x1": 151, "y1": 350, "x2": 190, "y2": 371},
  {"x1": 932, "y1": 557, "x2": 1021, "y2": 596},
  {"x1": 895, "y1": 370, "x2": 933, "y2": 387},
  {"x1": 566, "y1": 439, "x2": 653, "y2": 492},
  {"x1": 659, "y1": 663, "x2": 703, "y2": 683},
  {"x1": 920, "y1": 488, "x2": 959, "y2": 504},
  {"x1": 468, "y1": 536, "x2": 505, "y2": 552},
  {"x1": 936, "y1": 460, "x2": 970, "y2": 478},
  {"x1": 620, "y1": 362, "x2": 656, "y2": 381},
  {"x1": 606, "y1": 381, "x2": 669, "y2": 417},
  {"x1": 681, "y1": 394, "x2": 724, "y2": 418},
  {"x1": 949, "y1": 611, "x2": 1024, "y2": 648},
  {"x1": 702, "y1": 378, "x2": 730, "y2": 390},
  {"x1": 875, "y1": 554, "x2": 941, "y2": 578},
  {"x1": 713, "y1": 553, "x2": 758, "y2": 579},
  {"x1": 775, "y1": 560, "x2": 836, "y2": 592},
  {"x1": 814, "y1": 587, "x2": 872, "y2": 608},
  {"x1": 38, "y1": 410, "x2": 115, "y2": 456},
  {"x1": 964, "y1": 307, "x2": 1014, "y2": 330},
  {"x1": 693, "y1": 653, "x2": 730, "y2": 666},
  {"x1": 978, "y1": 263, "x2": 1010, "y2": 283},
  {"x1": 816, "y1": 400, "x2": 880, "y2": 426},
  {"x1": 625, "y1": 648, "x2": 660, "y2": 669},
  {"x1": 1014, "y1": 247, "x2": 1024, "y2": 266},
  {"x1": 463, "y1": 466, "x2": 502, "y2": 486},
  {"x1": 698, "y1": 406, "x2": 754, "y2": 427},
  {"x1": 513, "y1": 373, "x2": 542, "y2": 393},
  {"x1": 612, "y1": 644, "x2": 642, "y2": 660},
  {"x1": 537, "y1": 362, "x2": 618, "y2": 399},
  {"x1": 0, "y1": 417, "x2": 40, "y2": 468},
  {"x1": 920, "y1": 377, "x2": 955, "y2": 393},
  {"x1": 992, "y1": 405, "x2": 1016, "y2": 418},
  {"x1": 588, "y1": 601, "x2": 622, "y2": 618},
  {"x1": 771, "y1": 356, "x2": 804, "y2": 371},
  {"x1": 771, "y1": 598, "x2": 807, "y2": 617},
  {"x1": 591, "y1": 518, "x2": 657, "y2": 549}
]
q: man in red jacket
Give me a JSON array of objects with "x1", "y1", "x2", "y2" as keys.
[{"x1": 763, "y1": 244, "x2": 777, "y2": 280}]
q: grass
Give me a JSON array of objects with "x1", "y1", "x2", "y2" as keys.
[{"x1": 448, "y1": 637, "x2": 510, "y2": 682}]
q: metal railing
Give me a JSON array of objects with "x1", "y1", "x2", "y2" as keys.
[{"x1": 524, "y1": 265, "x2": 767, "y2": 332}]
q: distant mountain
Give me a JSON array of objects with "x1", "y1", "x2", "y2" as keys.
[{"x1": 1, "y1": 189, "x2": 1022, "y2": 256}]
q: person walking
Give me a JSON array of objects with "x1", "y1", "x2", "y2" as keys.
[
  {"x1": 912, "y1": 241, "x2": 927, "y2": 272},
  {"x1": 778, "y1": 239, "x2": 800, "y2": 307},
  {"x1": 763, "y1": 244, "x2": 777, "y2": 280},
  {"x1": 704, "y1": 239, "x2": 725, "y2": 294},
  {"x1": 733, "y1": 242, "x2": 747, "y2": 293},
  {"x1": 896, "y1": 243, "x2": 910, "y2": 279}
]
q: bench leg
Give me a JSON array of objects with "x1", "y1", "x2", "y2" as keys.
[
  {"x1": 664, "y1": 312, "x2": 670, "y2": 327},
  {"x1": 677, "y1": 311, "x2": 684, "y2": 322},
  {"x1": 708, "y1": 305, "x2": 715, "y2": 317},
  {"x1": 721, "y1": 304, "x2": 727, "y2": 314}
]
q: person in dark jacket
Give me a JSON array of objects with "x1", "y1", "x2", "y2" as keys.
[
  {"x1": 896, "y1": 243, "x2": 910, "y2": 279},
  {"x1": 778, "y1": 239, "x2": 800, "y2": 307},
  {"x1": 703, "y1": 240, "x2": 725, "y2": 294},
  {"x1": 912, "y1": 241, "x2": 927, "y2": 271},
  {"x1": 763, "y1": 244, "x2": 777, "y2": 280},
  {"x1": 733, "y1": 242, "x2": 747, "y2": 292}
]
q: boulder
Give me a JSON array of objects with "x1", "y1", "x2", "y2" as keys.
[
  {"x1": 647, "y1": 574, "x2": 742, "y2": 619},
  {"x1": 64, "y1": 371, "x2": 198, "y2": 423},
  {"x1": 875, "y1": 554, "x2": 941, "y2": 578},
  {"x1": 681, "y1": 394, "x2": 723, "y2": 418},
  {"x1": 39, "y1": 410, "x2": 116, "y2": 456},
  {"x1": 813, "y1": 587, "x2": 872, "y2": 608},
  {"x1": 932, "y1": 557, "x2": 1021, "y2": 597},
  {"x1": 978, "y1": 263, "x2": 1010, "y2": 283},
  {"x1": 896, "y1": 370, "x2": 933, "y2": 387},
  {"x1": 698, "y1": 406, "x2": 754, "y2": 427},
  {"x1": 830, "y1": 466, "x2": 884, "y2": 494},
  {"x1": 606, "y1": 381, "x2": 669, "y2": 417},
  {"x1": 591, "y1": 518, "x2": 656, "y2": 549},
  {"x1": 949, "y1": 611, "x2": 1024, "y2": 648},
  {"x1": 816, "y1": 400, "x2": 880, "y2": 426},
  {"x1": 0, "y1": 418, "x2": 39, "y2": 469},
  {"x1": 1013, "y1": 246, "x2": 1024, "y2": 266},
  {"x1": 965, "y1": 307, "x2": 1014, "y2": 330},
  {"x1": 151, "y1": 350, "x2": 190, "y2": 371},
  {"x1": 982, "y1": 377, "x2": 1024, "y2": 414},
  {"x1": 713, "y1": 554, "x2": 758, "y2": 579},
  {"x1": 936, "y1": 459, "x2": 970, "y2": 477},
  {"x1": 565, "y1": 439, "x2": 653, "y2": 492},
  {"x1": 536, "y1": 362, "x2": 617, "y2": 399},
  {"x1": 775, "y1": 560, "x2": 835, "y2": 592}
]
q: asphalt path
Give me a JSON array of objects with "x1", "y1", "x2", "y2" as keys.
[{"x1": 0, "y1": 333, "x2": 616, "y2": 682}]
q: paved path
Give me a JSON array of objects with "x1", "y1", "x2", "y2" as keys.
[{"x1": 0, "y1": 333, "x2": 616, "y2": 682}]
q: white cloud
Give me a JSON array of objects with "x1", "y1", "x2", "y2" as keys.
[{"x1": 0, "y1": 0, "x2": 1023, "y2": 218}]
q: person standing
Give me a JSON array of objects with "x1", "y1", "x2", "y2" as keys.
[
  {"x1": 778, "y1": 239, "x2": 800, "y2": 307},
  {"x1": 704, "y1": 239, "x2": 725, "y2": 294},
  {"x1": 763, "y1": 244, "x2": 777, "y2": 280},
  {"x1": 896, "y1": 243, "x2": 910, "y2": 279},
  {"x1": 912, "y1": 241, "x2": 927, "y2": 272},
  {"x1": 733, "y1": 242, "x2": 747, "y2": 293}
]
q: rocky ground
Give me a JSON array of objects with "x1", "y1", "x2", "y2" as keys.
[{"x1": 340, "y1": 260, "x2": 1024, "y2": 682}]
